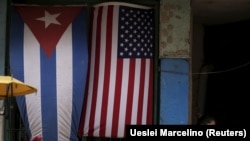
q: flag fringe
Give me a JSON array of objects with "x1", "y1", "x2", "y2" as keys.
[
  {"x1": 93, "y1": 2, "x2": 153, "y2": 9},
  {"x1": 11, "y1": 3, "x2": 87, "y2": 7}
]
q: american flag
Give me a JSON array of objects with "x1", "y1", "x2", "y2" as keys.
[{"x1": 78, "y1": 2, "x2": 155, "y2": 138}]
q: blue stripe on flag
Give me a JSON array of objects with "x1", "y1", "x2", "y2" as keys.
[
  {"x1": 71, "y1": 8, "x2": 88, "y2": 140},
  {"x1": 40, "y1": 50, "x2": 57, "y2": 140},
  {"x1": 10, "y1": 8, "x2": 32, "y2": 138}
]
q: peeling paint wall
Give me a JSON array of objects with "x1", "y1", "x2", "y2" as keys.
[
  {"x1": 159, "y1": 0, "x2": 191, "y2": 124},
  {"x1": 159, "y1": 0, "x2": 191, "y2": 58}
]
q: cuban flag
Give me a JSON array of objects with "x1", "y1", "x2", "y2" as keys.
[{"x1": 9, "y1": 5, "x2": 88, "y2": 141}]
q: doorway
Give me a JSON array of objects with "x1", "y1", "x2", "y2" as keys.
[
  {"x1": 203, "y1": 20, "x2": 250, "y2": 125},
  {"x1": 192, "y1": 0, "x2": 250, "y2": 125}
]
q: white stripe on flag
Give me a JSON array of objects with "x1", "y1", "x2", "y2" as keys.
[
  {"x1": 131, "y1": 59, "x2": 141, "y2": 124},
  {"x1": 23, "y1": 25, "x2": 42, "y2": 137},
  {"x1": 142, "y1": 59, "x2": 151, "y2": 124},
  {"x1": 93, "y1": 5, "x2": 108, "y2": 136},
  {"x1": 105, "y1": 5, "x2": 119, "y2": 137},
  {"x1": 117, "y1": 59, "x2": 130, "y2": 137},
  {"x1": 56, "y1": 24, "x2": 73, "y2": 140}
]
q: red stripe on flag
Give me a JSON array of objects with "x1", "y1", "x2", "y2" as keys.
[
  {"x1": 137, "y1": 59, "x2": 146, "y2": 124},
  {"x1": 125, "y1": 59, "x2": 136, "y2": 125},
  {"x1": 88, "y1": 6, "x2": 104, "y2": 136},
  {"x1": 112, "y1": 59, "x2": 123, "y2": 137},
  {"x1": 99, "y1": 5, "x2": 113, "y2": 137},
  {"x1": 147, "y1": 59, "x2": 154, "y2": 124}
]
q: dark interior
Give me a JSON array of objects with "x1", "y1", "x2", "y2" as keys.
[{"x1": 203, "y1": 20, "x2": 250, "y2": 125}]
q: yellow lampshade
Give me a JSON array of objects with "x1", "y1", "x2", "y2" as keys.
[{"x1": 0, "y1": 76, "x2": 37, "y2": 99}]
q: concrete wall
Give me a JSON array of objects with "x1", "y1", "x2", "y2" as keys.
[
  {"x1": 159, "y1": 0, "x2": 191, "y2": 58},
  {"x1": 0, "y1": 0, "x2": 7, "y2": 74},
  {"x1": 192, "y1": 22, "x2": 205, "y2": 122},
  {"x1": 0, "y1": 0, "x2": 7, "y2": 140},
  {"x1": 192, "y1": 18, "x2": 214, "y2": 123},
  {"x1": 159, "y1": 0, "x2": 191, "y2": 124}
]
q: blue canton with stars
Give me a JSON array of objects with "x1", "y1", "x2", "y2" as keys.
[{"x1": 117, "y1": 6, "x2": 154, "y2": 58}]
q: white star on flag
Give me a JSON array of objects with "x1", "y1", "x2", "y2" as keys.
[{"x1": 36, "y1": 10, "x2": 61, "y2": 28}]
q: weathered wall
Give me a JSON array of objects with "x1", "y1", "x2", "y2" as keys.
[
  {"x1": 160, "y1": 58, "x2": 189, "y2": 124},
  {"x1": 159, "y1": 0, "x2": 191, "y2": 124},
  {"x1": 159, "y1": 0, "x2": 191, "y2": 58},
  {"x1": 0, "y1": 0, "x2": 7, "y2": 74},
  {"x1": 0, "y1": 0, "x2": 7, "y2": 140},
  {"x1": 192, "y1": 22, "x2": 205, "y2": 123}
]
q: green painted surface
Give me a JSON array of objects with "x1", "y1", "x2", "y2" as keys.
[
  {"x1": 0, "y1": 0, "x2": 7, "y2": 75},
  {"x1": 159, "y1": 0, "x2": 191, "y2": 58}
]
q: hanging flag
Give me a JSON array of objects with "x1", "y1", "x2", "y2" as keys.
[
  {"x1": 78, "y1": 2, "x2": 155, "y2": 138},
  {"x1": 9, "y1": 4, "x2": 88, "y2": 141}
]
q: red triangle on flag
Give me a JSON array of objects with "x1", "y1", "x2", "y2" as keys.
[{"x1": 14, "y1": 5, "x2": 84, "y2": 57}]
